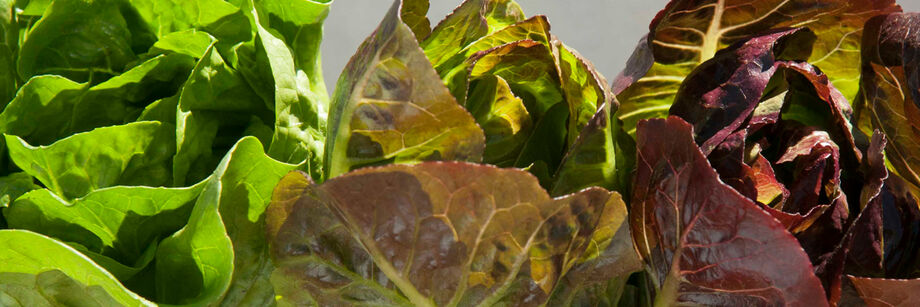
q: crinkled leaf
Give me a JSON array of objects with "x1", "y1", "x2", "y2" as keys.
[
  {"x1": 617, "y1": 0, "x2": 899, "y2": 136},
  {"x1": 421, "y1": 0, "x2": 524, "y2": 68},
  {"x1": 17, "y1": 0, "x2": 156, "y2": 82},
  {"x1": 775, "y1": 128, "x2": 841, "y2": 215},
  {"x1": 244, "y1": 0, "x2": 329, "y2": 178},
  {"x1": 130, "y1": 0, "x2": 251, "y2": 44},
  {"x1": 668, "y1": 28, "x2": 816, "y2": 154},
  {"x1": 0, "y1": 54, "x2": 194, "y2": 146},
  {"x1": 324, "y1": 0, "x2": 485, "y2": 179},
  {"x1": 5, "y1": 121, "x2": 175, "y2": 199},
  {"x1": 267, "y1": 162, "x2": 620, "y2": 306},
  {"x1": 173, "y1": 42, "x2": 271, "y2": 185},
  {"x1": 464, "y1": 40, "x2": 562, "y2": 164},
  {"x1": 848, "y1": 276, "x2": 920, "y2": 307},
  {"x1": 0, "y1": 229, "x2": 154, "y2": 306},
  {"x1": 433, "y1": 15, "x2": 550, "y2": 90},
  {"x1": 631, "y1": 116, "x2": 827, "y2": 306}
]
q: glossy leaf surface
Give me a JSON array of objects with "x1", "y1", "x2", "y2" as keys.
[
  {"x1": 631, "y1": 116, "x2": 827, "y2": 306},
  {"x1": 849, "y1": 276, "x2": 920, "y2": 307},
  {"x1": 268, "y1": 162, "x2": 623, "y2": 306},
  {"x1": 325, "y1": 0, "x2": 485, "y2": 179},
  {"x1": 617, "y1": 0, "x2": 899, "y2": 136},
  {"x1": 855, "y1": 13, "x2": 920, "y2": 190}
]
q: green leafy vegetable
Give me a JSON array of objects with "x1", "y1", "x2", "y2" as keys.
[
  {"x1": 0, "y1": 229, "x2": 154, "y2": 306},
  {"x1": 5, "y1": 121, "x2": 174, "y2": 199}
]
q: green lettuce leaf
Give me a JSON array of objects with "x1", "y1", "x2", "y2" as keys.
[
  {"x1": 4, "y1": 184, "x2": 203, "y2": 276},
  {"x1": 17, "y1": 0, "x2": 156, "y2": 82},
  {"x1": 0, "y1": 229, "x2": 154, "y2": 306},
  {"x1": 552, "y1": 100, "x2": 635, "y2": 197},
  {"x1": 242, "y1": 0, "x2": 330, "y2": 178},
  {"x1": 0, "y1": 2, "x2": 14, "y2": 107},
  {"x1": 154, "y1": 166, "x2": 233, "y2": 305},
  {"x1": 5, "y1": 121, "x2": 175, "y2": 199},
  {"x1": 0, "y1": 172, "x2": 38, "y2": 207},
  {"x1": 156, "y1": 136, "x2": 296, "y2": 305},
  {"x1": 130, "y1": 0, "x2": 251, "y2": 44},
  {"x1": 0, "y1": 53, "x2": 194, "y2": 146},
  {"x1": 420, "y1": 0, "x2": 524, "y2": 67},
  {"x1": 173, "y1": 42, "x2": 271, "y2": 185},
  {"x1": 465, "y1": 75, "x2": 531, "y2": 165},
  {"x1": 211, "y1": 136, "x2": 299, "y2": 306}
]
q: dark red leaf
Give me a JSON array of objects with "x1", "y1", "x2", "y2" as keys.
[
  {"x1": 855, "y1": 13, "x2": 920, "y2": 190},
  {"x1": 670, "y1": 28, "x2": 816, "y2": 155},
  {"x1": 631, "y1": 116, "x2": 828, "y2": 306},
  {"x1": 879, "y1": 176, "x2": 920, "y2": 277}
]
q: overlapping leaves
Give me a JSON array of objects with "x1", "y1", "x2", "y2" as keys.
[
  {"x1": 1, "y1": 0, "x2": 919, "y2": 306},
  {"x1": 615, "y1": 0, "x2": 901, "y2": 136},
  {"x1": 267, "y1": 162, "x2": 631, "y2": 306},
  {"x1": 0, "y1": 0, "x2": 331, "y2": 305}
]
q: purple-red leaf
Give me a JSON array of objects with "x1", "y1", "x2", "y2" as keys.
[
  {"x1": 670, "y1": 28, "x2": 815, "y2": 155},
  {"x1": 631, "y1": 116, "x2": 827, "y2": 306},
  {"x1": 855, "y1": 12, "x2": 920, "y2": 192},
  {"x1": 616, "y1": 0, "x2": 899, "y2": 136}
]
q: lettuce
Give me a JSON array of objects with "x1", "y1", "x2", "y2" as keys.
[{"x1": 1, "y1": 0, "x2": 919, "y2": 306}]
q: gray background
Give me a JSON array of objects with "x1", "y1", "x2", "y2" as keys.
[{"x1": 320, "y1": 0, "x2": 920, "y2": 93}]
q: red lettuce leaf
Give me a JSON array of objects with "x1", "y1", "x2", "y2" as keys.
[
  {"x1": 670, "y1": 28, "x2": 815, "y2": 155},
  {"x1": 631, "y1": 116, "x2": 827, "y2": 306},
  {"x1": 854, "y1": 12, "x2": 920, "y2": 192}
]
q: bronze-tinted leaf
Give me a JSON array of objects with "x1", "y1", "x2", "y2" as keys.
[
  {"x1": 631, "y1": 116, "x2": 827, "y2": 306},
  {"x1": 401, "y1": 0, "x2": 431, "y2": 39},
  {"x1": 545, "y1": 192, "x2": 642, "y2": 305},
  {"x1": 849, "y1": 276, "x2": 920, "y2": 307},
  {"x1": 325, "y1": 0, "x2": 485, "y2": 179},
  {"x1": 267, "y1": 162, "x2": 623, "y2": 306},
  {"x1": 421, "y1": 0, "x2": 524, "y2": 68}
]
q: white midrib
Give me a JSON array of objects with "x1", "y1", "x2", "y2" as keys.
[{"x1": 700, "y1": 0, "x2": 726, "y2": 62}]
